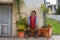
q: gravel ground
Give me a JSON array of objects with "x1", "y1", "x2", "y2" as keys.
[
  {"x1": 0, "y1": 35, "x2": 60, "y2": 40},
  {"x1": 0, "y1": 37, "x2": 47, "y2": 40}
]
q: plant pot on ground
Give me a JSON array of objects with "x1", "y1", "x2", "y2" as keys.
[
  {"x1": 47, "y1": 24, "x2": 53, "y2": 37},
  {"x1": 18, "y1": 32, "x2": 24, "y2": 38},
  {"x1": 16, "y1": 16, "x2": 27, "y2": 38},
  {"x1": 42, "y1": 24, "x2": 53, "y2": 38},
  {"x1": 17, "y1": 25, "x2": 26, "y2": 38}
]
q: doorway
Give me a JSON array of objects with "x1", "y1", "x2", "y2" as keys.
[{"x1": 0, "y1": 5, "x2": 12, "y2": 36}]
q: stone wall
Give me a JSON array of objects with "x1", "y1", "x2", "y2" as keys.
[{"x1": 0, "y1": 0, "x2": 44, "y2": 36}]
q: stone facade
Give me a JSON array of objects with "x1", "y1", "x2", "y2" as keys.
[{"x1": 0, "y1": 0, "x2": 44, "y2": 36}]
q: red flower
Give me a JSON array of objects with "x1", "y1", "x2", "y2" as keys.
[{"x1": 16, "y1": 20, "x2": 18, "y2": 23}]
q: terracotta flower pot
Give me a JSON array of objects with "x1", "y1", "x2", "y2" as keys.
[
  {"x1": 18, "y1": 32, "x2": 25, "y2": 38},
  {"x1": 48, "y1": 27, "x2": 53, "y2": 37}
]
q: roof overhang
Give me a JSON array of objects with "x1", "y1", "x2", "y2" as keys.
[
  {"x1": 0, "y1": 0, "x2": 14, "y2": 2},
  {"x1": 0, "y1": 0, "x2": 15, "y2": 4}
]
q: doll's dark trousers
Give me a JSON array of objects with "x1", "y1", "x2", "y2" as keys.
[{"x1": 26, "y1": 27, "x2": 38, "y2": 36}]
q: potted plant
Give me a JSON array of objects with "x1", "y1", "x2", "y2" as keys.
[
  {"x1": 47, "y1": 24, "x2": 53, "y2": 37},
  {"x1": 16, "y1": 16, "x2": 27, "y2": 38},
  {"x1": 40, "y1": 4, "x2": 49, "y2": 27},
  {"x1": 17, "y1": 25, "x2": 26, "y2": 38},
  {"x1": 40, "y1": 4, "x2": 53, "y2": 37}
]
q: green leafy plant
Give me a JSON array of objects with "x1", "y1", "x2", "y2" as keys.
[
  {"x1": 56, "y1": 6, "x2": 60, "y2": 15},
  {"x1": 40, "y1": 4, "x2": 49, "y2": 12},
  {"x1": 17, "y1": 25, "x2": 26, "y2": 32},
  {"x1": 16, "y1": 17, "x2": 26, "y2": 26},
  {"x1": 15, "y1": 0, "x2": 27, "y2": 32},
  {"x1": 40, "y1": 4, "x2": 49, "y2": 28},
  {"x1": 15, "y1": 0, "x2": 25, "y2": 14},
  {"x1": 16, "y1": 16, "x2": 27, "y2": 32}
]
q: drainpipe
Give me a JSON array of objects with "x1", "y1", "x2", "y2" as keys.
[
  {"x1": 15, "y1": 0, "x2": 20, "y2": 14},
  {"x1": 43, "y1": 0, "x2": 46, "y2": 28},
  {"x1": 44, "y1": 0, "x2": 46, "y2": 5}
]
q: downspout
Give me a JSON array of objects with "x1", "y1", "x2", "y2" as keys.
[
  {"x1": 43, "y1": 0, "x2": 46, "y2": 28},
  {"x1": 15, "y1": 0, "x2": 20, "y2": 14}
]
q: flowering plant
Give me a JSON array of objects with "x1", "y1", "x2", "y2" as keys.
[
  {"x1": 16, "y1": 16, "x2": 27, "y2": 32},
  {"x1": 40, "y1": 4, "x2": 49, "y2": 12}
]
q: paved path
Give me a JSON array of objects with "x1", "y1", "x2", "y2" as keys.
[
  {"x1": 0, "y1": 35, "x2": 60, "y2": 40},
  {"x1": 0, "y1": 37, "x2": 47, "y2": 40},
  {"x1": 53, "y1": 35, "x2": 60, "y2": 40},
  {"x1": 47, "y1": 15, "x2": 60, "y2": 21}
]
